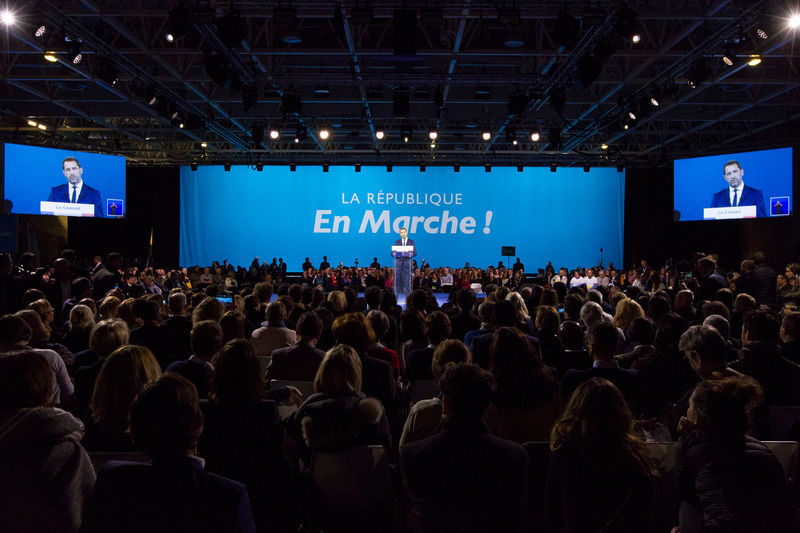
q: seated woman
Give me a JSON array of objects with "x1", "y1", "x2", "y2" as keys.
[
  {"x1": 64, "y1": 304, "x2": 96, "y2": 354},
  {"x1": 0, "y1": 351, "x2": 95, "y2": 533},
  {"x1": 82, "y1": 345, "x2": 161, "y2": 452},
  {"x1": 675, "y1": 376, "x2": 800, "y2": 533},
  {"x1": 286, "y1": 344, "x2": 391, "y2": 461},
  {"x1": 484, "y1": 327, "x2": 564, "y2": 443},
  {"x1": 545, "y1": 377, "x2": 655, "y2": 532},
  {"x1": 200, "y1": 339, "x2": 299, "y2": 532},
  {"x1": 84, "y1": 373, "x2": 256, "y2": 533}
]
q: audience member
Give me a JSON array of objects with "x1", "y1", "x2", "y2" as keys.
[
  {"x1": 251, "y1": 301, "x2": 296, "y2": 357},
  {"x1": 366, "y1": 309, "x2": 401, "y2": 377},
  {"x1": 64, "y1": 304, "x2": 95, "y2": 353},
  {"x1": 267, "y1": 311, "x2": 325, "y2": 382},
  {"x1": 555, "y1": 320, "x2": 592, "y2": 375},
  {"x1": 156, "y1": 291, "x2": 192, "y2": 367},
  {"x1": 406, "y1": 311, "x2": 452, "y2": 381},
  {"x1": 165, "y1": 320, "x2": 223, "y2": 399},
  {"x1": 780, "y1": 312, "x2": 800, "y2": 364}
]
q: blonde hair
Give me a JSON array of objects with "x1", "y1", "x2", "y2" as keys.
[
  {"x1": 98, "y1": 296, "x2": 121, "y2": 320},
  {"x1": 89, "y1": 319, "x2": 130, "y2": 357},
  {"x1": 313, "y1": 344, "x2": 362, "y2": 394},
  {"x1": 91, "y1": 344, "x2": 162, "y2": 428},
  {"x1": 28, "y1": 299, "x2": 53, "y2": 323},
  {"x1": 613, "y1": 298, "x2": 644, "y2": 331},
  {"x1": 69, "y1": 304, "x2": 95, "y2": 332},
  {"x1": 505, "y1": 291, "x2": 530, "y2": 321},
  {"x1": 327, "y1": 290, "x2": 347, "y2": 313}
]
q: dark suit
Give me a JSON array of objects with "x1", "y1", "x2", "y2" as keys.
[
  {"x1": 710, "y1": 185, "x2": 766, "y2": 218},
  {"x1": 406, "y1": 346, "x2": 435, "y2": 381},
  {"x1": 84, "y1": 456, "x2": 256, "y2": 533},
  {"x1": 266, "y1": 341, "x2": 325, "y2": 382},
  {"x1": 401, "y1": 416, "x2": 529, "y2": 533},
  {"x1": 48, "y1": 182, "x2": 104, "y2": 217},
  {"x1": 392, "y1": 237, "x2": 416, "y2": 295},
  {"x1": 560, "y1": 363, "x2": 643, "y2": 413}
]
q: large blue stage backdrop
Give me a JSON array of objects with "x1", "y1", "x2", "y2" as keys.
[{"x1": 180, "y1": 165, "x2": 625, "y2": 270}]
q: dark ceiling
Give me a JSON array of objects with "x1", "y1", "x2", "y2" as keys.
[{"x1": 2, "y1": 0, "x2": 799, "y2": 167}]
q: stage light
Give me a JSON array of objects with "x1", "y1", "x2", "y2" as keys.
[
  {"x1": 322, "y1": 163, "x2": 329, "y2": 172},
  {"x1": 34, "y1": 24, "x2": 47, "y2": 38},
  {"x1": 624, "y1": 124, "x2": 630, "y2": 130},
  {"x1": 453, "y1": 164, "x2": 460, "y2": 172},
  {"x1": 294, "y1": 125, "x2": 306, "y2": 143},
  {"x1": 318, "y1": 129, "x2": 330, "y2": 140},
  {"x1": 481, "y1": 130, "x2": 491, "y2": 141},
  {"x1": 420, "y1": 164, "x2": 426, "y2": 172},
  {"x1": 430, "y1": 142, "x2": 436, "y2": 149},
  {"x1": 530, "y1": 132, "x2": 540, "y2": 142},
  {"x1": 66, "y1": 38, "x2": 83, "y2": 64},
  {"x1": 790, "y1": 13, "x2": 800, "y2": 30},
  {"x1": 43, "y1": 52, "x2": 58, "y2": 62},
  {"x1": 178, "y1": 122, "x2": 185, "y2": 129},
  {"x1": 631, "y1": 34, "x2": 641, "y2": 44},
  {"x1": 584, "y1": 164, "x2": 590, "y2": 172},
  {"x1": 289, "y1": 164, "x2": 297, "y2": 172},
  {"x1": 722, "y1": 45, "x2": 736, "y2": 66},
  {"x1": 485, "y1": 163, "x2": 492, "y2": 173},
  {"x1": 190, "y1": 162, "x2": 198, "y2": 171},
  {"x1": 375, "y1": 129, "x2": 385, "y2": 140},
  {"x1": 747, "y1": 55, "x2": 762, "y2": 67},
  {"x1": 628, "y1": 111, "x2": 637, "y2": 120},
  {"x1": 166, "y1": 33, "x2": 175, "y2": 43},
  {"x1": 256, "y1": 162, "x2": 264, "y2": 172},
  {"x1": 550, "y1": 164, "x2": 557, "y2": 172},
  {"x1": 200, "y1": 142, "x2": 207, "y2": 148},
  {"x1": 355, "y1": 164, "x2": 361, "y2": 172},
  {"x1": 1, "y1": 10, "x2": 16, "y2": 26},
  {"x1": 428, "y1": 130, "x2": 438, "y2": 140},
  {"x1": 166, "y1": 5, "x2": 192, "y2": 42},
  {"x1": 269, "y1": 128, "x2": 280, "y2": 140},
  {"x1": 38, "y1": 123, "x2": 47, "y2": 130},
  {"x1": 601, "y1": 143, "x2": 609, "y2": 150},
  {"x1": 27, "y1": 120, "x2": 37, "y2": 127},
  {"x1": 224, "y1": 162, "x2": 232, "y2": 171}
]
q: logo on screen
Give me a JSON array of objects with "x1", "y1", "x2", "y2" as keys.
[
  {"x1": 107, "y1": 199, "x2": 124, "y2": 217},
  {"x1": 770, "y1": 196, "x2": 790, "y2": 217}
]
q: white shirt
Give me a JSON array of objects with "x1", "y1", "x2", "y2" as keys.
[
  {"x1": 729, "y1": 181, "x2": 745, "y2": 206},
  {"x1": 584, "y1": 276, "x2": 598, "y2": 289},
  {"x1": 570, "y1": 276, "x2": 586, "y2": 288},
  {"x1": 551, "y1": 275, "x2": 568, "y2": 286},
  {"x1": 69, "y1": 181, "x2": 83, "y2": 203}
]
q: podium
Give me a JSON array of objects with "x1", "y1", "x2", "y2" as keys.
[
  {"x1": 703, "y1": 206, "x2": 756, "y2": 220},
  {"x1": 40, "y1": 201, "x2": 95, "y2": 217},
  {"x1": 392, "y1": 245, "x2": 414, "y2": 296}
]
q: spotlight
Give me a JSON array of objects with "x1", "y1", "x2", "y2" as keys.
[
  {"x1": 27, "y1": 119, "x2": 37, "y2": 127},
  {"x1": 269, "y1": 128, "x2": 280, "y2": 140},
  {"x1": 43, "y1": 52, "x2": 58, "y2": 62},
  {"x1": 631, "y1": 34, "x2": 641, "y2": 44},
  {"x1": 790, "y1": 14, "x2": 800, "y2": 30},
  {"x1": 375, "y1": 130, "x2": 385, "y2": 140},
  {"x1": 601, "y1": 143, "x2": 609, "y2": 150},
  {"x1": 505, "y1": 130, "x2": 516, "y2": 143},
  {"x1": 224, "y1": 162, "x2": 232, "y2": 171},
  {"x1": 289, "y1": 164, "x2": 297, "y2": 172},
  {"x1": 550, "y1": 164, "x2": 557, "y2": 173},
  {"x1": 722, "y1": 45, "x2": 736, "y2": 66},
  {"x1": 190, "y1": 162, "x2": 198, "y2": 171},
  {"x1": 687, "y1": 57, "x2": 711, "y2": 88},
  {"x1": 420, "y1": 164, "x2": 426, "y2": 172},
  {"x1": 430, "y1": 143, "x2": 436, "y2": 149},
  {"x1": 624, "y1": 124, "x2": 630, "y2": 130},
  {"x1": 256, "y1": 162, "x2": 264, "y2": 172},
  {"x1": 628, "y1": 110, "x2": 637, "y2": 120},
  {"x1": 428, "y1": 130, "x2": 438, "y2": 140},
  {"x1": 649, "y1": 87, "x2": 661, "y2": 107},
  {"x1": 355, "y1": 164, "x2": 361, "y2": 172},
  {"x1": 747, "y1": 55, "x2": 762, "y2": 67},
  {"x1": 322, "y1": 163, "x2": 329, "y2": 172},
  {"x1": 454, "y1": 164, "x2": 460, "y2": 172},
  {"x1": 481, "y1": 130, "x2": 491, "y2": 141},
  {"x1": 38, "y1": 124, "x2": 47, "y2": 130},
  {"x1": 401, "y1": 128, "x2": 412, "y2": 143},
  {"x1": 1, "y1": 10, "x2": 16, "y2": 26},
  {"x1": 319, "y1": 129, "x2": 330, "y2": 140},
  {"x1": 200, "y1": 142, "x2": 208, "y2": 148},
  {"x1": 485, "y1": 163, "x2": 492, "y2": 173},
  {"x1": 145, "y1": 88, "x2": 158, "y2": 106},
  {"x1": 530, "y1": 132, "x2": 540, "y2": 142},
  {"x1": 584, "y1": 164, "x2": 590, "y2": 172},
  {"x1": 294, "y1": 125, "x2": 307, "y2": 143},
  {"x1": 34, "y1": 24, "x2": 47, "y2": 39},
  {"x1": 66, "y1": 38, "x2": 83, "y2": 64},
  {"x1": 386, "y1": 163, "x2": 393, "y2": 172},
  {"x1": 166, "y1": 5, "x2": 192, "y2": 42}
]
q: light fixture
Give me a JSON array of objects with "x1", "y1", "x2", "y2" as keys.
[
  {"x1": 687, "y1": 57, "x2": 711, "y2": 88},
  {"x1": 624, "y1": 124, "x2": 630, "y2": 130},
  {"x1": 319, "y1": 129, "x2": 330, "y2": 140},
  {"x1": 27, "y1": 120, "x2": 37, "y2": 127},
  {"x1": 34, "y1": 24, "x2": 47, "y2": 39},
  {"x1": 649, "y1": 86, "x2": 661, "y2": 107},
  {"x1": 1, "y1": 10, "x2": 16, "y2": 26},
  {"x1": 43, "y1": 52, "x2": 58, "y2": 62},
  {"x1": 430, "y1": 142, "x2": 436, "y2": 149},
  {"x1": 631, "y1": 34, "x2": 641, "y2": 44},
  {"x1": 66, "y1": 37, "x2": 82, "y2": 65},
  {"x1": 790, "y1": 13, "x2": 800, "y2": 30},
  {"x1": 401, "y1": 127, "x2": 411, "y2": 143},
  {"x1": 269, "y1": 128, "x2": 280, "y2": 140},
  {"x1": 628, "y1": 110, "x2": 637, "y2": 120},
  {"x1": 530, "y1": 132, "x2": 540, "y2": 142},
  {"x1": 166, "y1": 5, "x2": 192, "y2": 42},
  {"x1": 481, "y1": 130, "x2": 491, "y2": 141},
  {"x1": 747, "y1": 55, "x2": 762, "y2": 67},
  {"x1": 722, "y1": 44, "x2": 736, "y2": 66},
  {"x1": 96, "y1": 58, "x2": 119, "y2": 86},
  {"x1": 601, "y1": 143, "x2": 609, "y2": 150},
  {"x1": 375, "y1": 129, "x2": 385, "y2": 140},
  {"x1": 166, "y1": 33, "x2": 175, "y2": 43},
  {"x1": 294, "y1": 125, "x2": 307, "y2": 143},
  {"x1": 428, "y1": 130, "x2": 438, "y2": 140}
]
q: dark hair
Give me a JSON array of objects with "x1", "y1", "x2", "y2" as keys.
[
  {"x1": 457, "y1": 288, "x2": 476, "y2": 312},
  {"x1": 367, "y1": 310, "x2": 390, "y2": 340},
  {"x1": 783, "y1": 312, "x2": 800, "y2": 341},
  {"x1": 558, "y1": 320, "x2": 584, "y2": 350},
  {"x1": 702, "y1": 301, "x2": 730, "y2": 321},
  {"x1": 647, "y1": 295, "x2": 671, "y2": 322},
  {"x1": 219, "y1": 311, "x2": 246, "y2": 344},
  {"x1": 0, "y1": 351, "x2": 53, "y2": 408},
  {"x1": 489, "y1": 327, "x2": 554, "y2": 408},
  {"x1": 63, "y1": 156, "x2": 81, "y2": 169},
  {"x1": 296, "y1": 311, "x2": 323, "y2": 339},
  {"x1": 400, "y1": 309, "x2": 426, "y2": 343},
  {"x1": 0, "y1": 314, "x2": 33, "y2": 345},
  {"x1": 287, "y1": 283, "x2": 303, "y2": 304},
  {"x1": 439, "y1": 363, "x2": 496, "y2": 419},
  {"x1": 212, "y1": 339, "x2": 263, "y2": 404},
  {"x1": 130, "y1": 373, "x2": 204, "y2": 459},
  {"x1": 408, "y1": 289, "x2": 428, "y2": 313},
  {"x1": 626, "y1": 317, "x2": 654, "y2": 346},
  {"x1": 563, "y1": 293, "x2": 584, "y2": 321},
  {"x1": 253, "y1": 282, "x2": 274, "y2": 304},
  {"x1": 364, "y1": 286, "x2": 383, "y2": 308},
  {"x1": 190, "y1": 320, "x2": 223, "y2": 359},
  {"x1": 332, "y1": 312, "x2": 375, "y2": 353},
  {"x1": 679, "y1": 325, "x2": 726, "y2": 363},
  {"x1": 654, "y1": 313, "x2": 687, "y2": 352},
  {"x1": 691, "y1": 376, "x2": 763, "y2": 436},
  {"x1": 424, "y1": 311, "x2": 452, "y2": 344},
  {"x1": 494, "y1": 299, "x2": 518, "y2": 328},
  {"x1": 431, "y1": 339, "x2": 471, "y2": 379},
  {"x1": 266, "y1": 301, "x2": 286, "y2": 324},
  {"x1": 587, "y1": 321, "x2": 619, "y2": 357},
  {"x1": 742, "y1": 309, "x2": 780, "y2": 344}
]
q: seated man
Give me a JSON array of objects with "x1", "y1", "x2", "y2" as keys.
[
  {"x1": 401, "y1": 364, "x2": 528, "y2": 533},
  {"x1": 251, "y1": 301, "x2": 296, "y2": 357},
  {"x1": 266, "y1": 311, "x2": 325, "y2": 382},
  {"x1": 84, "y1": 373, "x2": 256, "y2": 533},
  {"x1": 166, "y1": 320, "x2": 223, "y2": 399}
]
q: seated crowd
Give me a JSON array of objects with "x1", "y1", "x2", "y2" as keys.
[{"x1": 2, "y1": 248, "x2": 800, "y2": 532}]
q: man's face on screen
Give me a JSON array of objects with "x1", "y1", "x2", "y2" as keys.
[
  {"x1": 399, "y1": 228, "x2": 408, "y2": 239},
  {"x1": 62, "y1": 160, "x2": 83, "y2": 185},
  {"x1": 723, "y1": 163, "x2": 743, "y2": 188}
]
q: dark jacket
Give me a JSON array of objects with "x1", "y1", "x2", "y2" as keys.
[
  {"x1": 157, "y1": 315, "x2": 193, "y2": 369},
  {"x1": 729, "y1": 341, "x2": 800, "y2": 406},
  {"x1": 266, "y1": 341, "x2": 325, "y2": 382}
]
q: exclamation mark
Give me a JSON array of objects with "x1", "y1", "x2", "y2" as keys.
[{"x1": 483, "y1": 211, "x2": 493, "y2": 234}]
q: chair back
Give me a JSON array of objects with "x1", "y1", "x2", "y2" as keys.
[
  {"x1": 269, "y1": 379, "x2": 315, "y2": 400},
  {"x1": 258, "y1": 355, "x2": 271, "y2": 377}
]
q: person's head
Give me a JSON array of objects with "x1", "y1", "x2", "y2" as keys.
[
  {"x1": 71, "y1": 277, "x2": 92, "y2": 300},
  {"x1": 89, "y1": 318, "x2": 130, "y2": 358},
  {"x1": 558, "y1": 320, "x2": 585, "y2": 350},
  {"x1": 366, "y1": 310, "x2": 390, "y2": 343},
  {"x1": 551, "y1": 377, "x2": 654, "y2": 475},
  {"x1": 191, "y1": 297, "x2": 224, "y2": 324},
  {"x1": 399, "y1": 227, "x2": 408, "y2": 239},
  {"x1": 742, "y1": 309, "x2": 780, "y2": 345},
  {"x1": 314, "y1": 344, "x2": 362, "y2": 394},
  {"x1": 781, "y1": 312, "x2": 800, "y2": 343},
  {"x1": 219, "y1": 311, "x2": 246, "y2": 343},
  {"x1": 62, "y1": 156, "x2": 83, "y2": 185},
  {"x1": 28, "y1": 299, "x2": 55, "y2": 326},
  {"x1": 563, "y1": 293, "x2": 584, "y2": 321},
  {"x1": 408, "y1": 289, "x2": 428, "y2": 314},
  {"x1": 0, "y1": 350, "x2": 54, "y2": 408},
  {"x1": 14, "y1": 309, "x2": 50, "y2": 344},
  {"x1": 168, "y1": 291, "x2": 187, "y2": 316},
  {"x1": 253, "y1": 281, "x2": 274, "y2": 304},
  {"x1": 130, "y1": 373, "x2": 204, "y2": 459},
  {"x1": 212, "y1": 339, "x2": 263, "y2": 403},
  {"x1": 424, "y1": 311, "x2": 451, "y2": 345},
  {"x1": 431, "y1": 339, "x2": 472, "y2": 379},
  {"x1": 703, "y1": 314, "x2": 731, "y2": 341},
  {"x1": 679, "y1": 325, "x2": 727, "y2": 377},
  {"x1": 535, "y1": 306, "x2": 561, "y2": 337},
  {"x1": 439, "y1": 363, "x2": 496, "y2": 420},
  {"x1": 264, "y1": 300, "x2": 286, "y2": 325},
  {"x1": 505, "y1": 291, "x2": 530, "y2": 321},
  {"x1": 587, "y1": 321, "x2": 619, "y2": 361},
  {"x1": 332, "y1": 312, "x2": 375, "y2": 353},
  {"x1": 733, "y1": 293, "x2": 757, "y2": 313},
  {"x1": 579, "y1": 301, "x2": 606, "y2": 329},
  {"x1": 674, "y1": 289, "x2": 694, "y2": 310},
  {"x1": 91, "y1": 345, "x2": 161, "y2": 427},
  {"x1": 723, "y1": 159, "x2": 743, "y2": 188},
  {"x1": 626, "y1": 317, "x2": 654, "y2": 347},
  {"x1": 647, "y1": 294, "x2": 671, "y2": 322},
  {"x1": 98, "y1": 295, "x2": 121, "y2": 320},
  {"x1": 364, "y1": 286, "x2": 383, "y2": 309},
  {"x1": 613, "y1": 298, "x2": 644, "y2": 331},
  {"x1": 296, "y1": 311, "x2": 323, "y2": 341},
  {"x1": 701, "y1": 300, "x2": 730, "y2": 321},
  {"x1": 326, "y1": 290, "x2": 347, "y2": 314},
  {"x1": 190, "y1": 319, "x2": 223, "y2": 361},
  {"x1": 740, "y1": 259, "x2": 756, "y2": 274},
  {"x1": 688, "y1": 376, "x2": 762, "y2": 436},
  {"x1": 69, "y1": 304, "x2": 95, "y2": 332}
]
